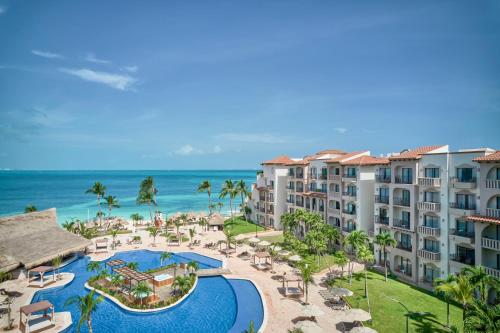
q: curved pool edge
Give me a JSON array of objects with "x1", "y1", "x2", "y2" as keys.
[
  {"x1": 226, "y1": 277, "x2": 268, "y2": 333},
  {"x1": 27, "y1": 272, "x2": 76, "y2": 304}
]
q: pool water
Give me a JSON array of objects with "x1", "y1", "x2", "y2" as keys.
[{"x1": 31, "y1": 250, "x2": 264, "y2": 333}]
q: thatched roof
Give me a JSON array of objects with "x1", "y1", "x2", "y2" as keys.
[
  {"x1": 0, "y1": 208, "x2": 92, "y2": 273},
  {"x1": 207, "y1": 213, "x2": 225, "y2": 226}
]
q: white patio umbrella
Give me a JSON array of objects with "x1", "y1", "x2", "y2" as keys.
[
  {"x1": 341, "y1": 309, "x2": 371, "y2": 322},
  {"x1": 288, "y1": 254, "x2": 302, "y2": 262},
  {"x1": 278, "y1": 250, "x2": 291, "y2": 257},
  {"x1": 349, "y1": 327, "x2": 378, "y2": 333},
  {"x1": 302, "y1": 304, "x2": 325, "y2": 317},
  {"x1": 330, "y1": 287, "x2": 353, "y2": 297},
  {"x1": 248, "y1": 237, "x2": 261, "y2": 243},
  {"x1": 257, "y1": 240, "x2": 271, "y2": 247},
  {"x1": 296, "y1": 321, "x2": 323, "y2": 333},
  {"x1": 270, "y1": 244, "x2": 282, "y2": 252}
]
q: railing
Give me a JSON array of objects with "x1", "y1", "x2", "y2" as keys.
[
  {"x1": 486, "y1": 208, "x2": 500, "y2": 218},
  {"x1": 486, "y1": 179, "x2": 500, "y2": 189},
  {"x1": 328, "y1": 208, "x2": 341, "y2": 215},
  {"x1": 318, "y1": 174, "x2": 328, "y2": 180},
  {"x1": 418, "y1": 177, "x2": 441, "y2": 187},
  {"x1": 482, "y1": 237, "x2": 500, "y2": 251},
  {"x1": 394, "y1": 176, "x2": 413, "y2": 184},
  {"x1": 394, "y1": 265, "x2": 412, "y2": 277},
  {"x1": 393, "y1": 197, "x2": 411, "y2": 207},
  {"x1": 374, "y1": 215, "x2": 389, "y2": 225},
  {"x1": 449, "y1": 254, "x2": 475, "y2": 266},
  {"x1": 396, "y1": 243, "x2": 412, "y2": 252},
  {"x1": 342, "y1": 191, "x2": 357, "y2": 198},
  {"x1": 296, "y1": 202, "x2": 304, "y2": 207},
  {"x1": 259, "y1": 197, "x2": 266, "y2": 201},
  {"x1": 329, "y1": 191, "x2": 341, "y2": 198},
  {"x1": 375, "y1": 175, "x2": 391, "y2": 183},
  {"x1": 286, "y1": 199, "x2": 294, "y2": 204},
  {"x1": 418, "y1": 225, "x2": 441, "y2": 237},
  {"x1": 393, "y1": 218, "x2": 412, "y2": 230},
  {"x1": 418, "y1": 249, "x2": 441, "y2": 261},
  {"x1": 295, "y1": 173, "x2": 304, "y2": 179},
  {"x1": 309, "y1": 174, "x2": 318, "y2": 180},
  {"x1": 312, "y1": 188, "x2": 327, "y2": 194},
  {"x1": 343, "y1": 209, "x2": 356, "y2": 216},
  {"x1": 375, "y1": 195, "x2": 389, "y2": 204},
  {"x1": 296, "y1": 187, "x2": 304, "y2": 193},
  {"x1": 417, "y1": 201, "x2": 441, "y2": 212},
  {"x1": 449, "y1": 202, "x2": 476, "y2": 211},
  {"x1": 450, "y1": 177, "x2": 476, "y2": 184},
  {"x1": 267, "y1": 209, "x2": 274, "y2": 215},
  {"x1": 286, "y1": 185, "x2": 295, "y2": 190},
  {"x1": 342, "y1": 225, "x2": 356, "y2": 233},
  {"x1": 329, "y1": 175, "x2": 342, "y2": 181},
  {"x1": 484, "y1": 266, "x2": 500, "y2": 279},
  {"x1": 342, "y1": 174, "x2": 357, "y2": 179}
]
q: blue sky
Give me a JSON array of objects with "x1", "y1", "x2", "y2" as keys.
[{"x1": 0, "y1": 0, "x2": 499, "y2": 170}]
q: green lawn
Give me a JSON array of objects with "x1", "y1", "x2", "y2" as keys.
[
  {"x1": 260, "y1": 234, "x2": 284, "y2": 243},
  {"x1": 224, "y1": 216, "x2": 265, "y2": 236},
  {"x1": 336, "y1": 270, "x2": 463, "y2": 333}
]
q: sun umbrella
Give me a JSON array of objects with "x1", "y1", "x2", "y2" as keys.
[
  {"x1": 270, "y1": 245, "x2": 282, "y2": 252},
  {"x1": 302, "y1": 304, "x2": 325, "y2": 317},
  {"x1": 257, "y1": 240, "x2": 271, "y2": 247},
  {"x1": 330, "y1": 287, "x2": 353, "y2": 297},
  {"x1": 341, "y1": 309, "x2": 371, "y2": 322},
  {"x1": 278, "y1": 250, "x2": 291, "y2": 257},
  {"x1": 248, "y1": 237, "x2": 261, "y2": 243},
  {"x1": 349, "y1": 327, "x2": 378, "y2": 333},
  {"x1": 288, "y1": 254, "x2": 302, "y2": 262},
  {"x1": 296, "y1": 321, "x2": 323, "y2": 333}
]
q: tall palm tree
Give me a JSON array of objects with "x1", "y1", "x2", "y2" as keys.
[
  {"x1": 189, "y1": 228, "x2": 196, "y2": 245},
  {"x1": 24, "y1": 205, "x2": 37, "y2": 213},
  {"x1": 187, "y1": 261, "x2": 199, "y2": 275},
  {"x1": 85, "y1": 182, "x2": 106, "y2": 227},
  {"x1": 173, "y1": 218, "x2": 182, "y2": 241},
  {"x1": 236, "y1": 179, "x2": 248, "y2": 208},
  {"x1": 343, "y1": 230, "x2": 369, "y2": 284},
  {"x1": 375, "y1": 231, "x2": 397, "y2": 281},
  {"x1": 198, "y1": 180, "x2": 212, "y2": 214},
  {"x1": 217, "y1": 202, "x2": 223, "y2": 213},
  {"x1": 137, "y1": 190, "x2": 156, "y2": 223},
  {"x1": 464, "y1": 300, "x2": 500, "y2": 333},
  {"x1": 110, "y1": 229, "x2": 118, "y2": 250},
  {"x1": 160, "y1": 252, "x2": 172, "y2": 266},
  {"x1": 333, "y1": 251, "x2": 349, "y2": 279},
  {"x1": 130, "y1": 213, "x2": 143, "y2": 226},
  {"x1": 462, "y1": 265, "x2": 498, "y2": 303},
  {"x1": 452, "y1": 274, "x2": 475, "y2": 321},
  {"x1": 104, "y1": 195, "x2": 120, "y2": 219},
  {"x1": 52, "y1": 256, "x2": 63, "y2": 280},
  {"x1": 172, "y1": 275, "x2": 191, "y2": 295},
  {"x1": 148, "y1": 226, "x2": 160, "y2": 246},
  {"x1": 86, "y1": 262, "x2": 101, "y2": 274},
  {"x1": 131, "y1": 281, "x2": 152, "y2": 306},
  {"x1": 435, "y1": 274, "x2": 457, "y2": 328},
  {"x1": 357, "y1": 245, "x2": 374, "y2": 298},
  {"x1": 140, "y1": 176, "x2": 158, "y2": 203},
  {"x1": 299, "y1": 264, "x2": 314, "y2": 304},
  {"x1": 65, "y1": 290, "x2": 104, "y2": 333},
  {"x1": 219, "y1": 180, "x2": 235, "y2": 219},
  {"x1": 223, "y1": 227, "x2": 235, "y2": 258}
]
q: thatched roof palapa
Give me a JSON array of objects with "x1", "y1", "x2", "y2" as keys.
[
  {"x1": 207, "y1": 213, "x2": 225, "y2": 226},
  {"x1": 0, "y1": 208, "x2": 92, "y2": 273}
]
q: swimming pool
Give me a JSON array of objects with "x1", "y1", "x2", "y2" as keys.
[{"x1": 31, "y1": 250, "x2": 264, "y2": 333}]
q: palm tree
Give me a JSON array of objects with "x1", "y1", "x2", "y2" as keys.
[
  {"x1": 187, "y1": 261, "x2": 199, "y2": 275},
  {"x1": 131, "y1": 281, "x2": 152, "y2": 306},
  {"x1": 65, "y1": 290, "x2": 103, "y2": 333},
  {"x1": 24, "y1": 204, "x2": 37, "y2": 213},
  {"x1": 242, "y1": 205, "x2": 252, "y2": 221},
  {"x1": 462, "y1": 265, "x2": 498, "y2": 303},
  {"x1": 127, "y1": 262, "x2": 139, "y2": 271},
  {"x1": 104, "y1": 195, "x2": 120, "y2": 219},
  {"x1": 299, "y1": 264, "x2": 314, "y2": 304},
  {"x1": 217, "y1": 202, "x2": 223, "y2": 213},
  {"x1": 235, "y1": 179, "x2": 248, "y2": 210},
  {"x1": 357, "y1": 245, "x2": 374, "y2": 297},
  {"x1": 198, "y1": 180, "x2": 212, "y2": 214},
  {"x1": 343, "y1": 230, "x2": 369, "y2": 284},
  {"x1": 374, "y1": 231, "x2": 397, "y2": 282},
  {"x1": 52, "y1": 256, "x2": 63, "y2": 280},
  {"x1": 199, "y1": 218, "x2": 207, "y2": 233},
  {"x1": 62, "y1": 219, "x2": 76, "y2": 233},
  {"x1": 130, "y1": 213, "x2": 143, "y2": 226},
  {"x1": 160, "y1": 252, "x2": 172, "y2": 266},
  {"x1": 223, "y1": 227, "x2": 235, "y2": 258},
  {"x1": 333, "y1": 251, "x2": 349, "y2": 279},
  {"x1": 110, "y1": 229, "x2": 118, "y2": 250},
  {"x1": 173, "y1": 218, "x2": 182, "y2": 240},
  {"x1": 110, "y1": 274, "x2": 123, "y2": 288},
  {"x1": 189, "y1": 228, "x2": 196, "y2": 245},
  {"x1": 464, "y1": 300, "x2": 500, "y2": 333},
  {"x1": 219, "y1": 180, "x2": 236, "y2": 219},
  {"x1": 148, "y1": 226, "x2": 160, "y2": 246},
  {"x1": 86, "y1": 262, "x2": 101, "y2": 274},
  {"x1": 137, "y1": 190, "x2": 156, "y2": 223},
  {"x1": 435, "y1": 274, "x2": 457, "y2": 328},
  {"x1": 452, "y1": 274, "x2": 475, "y2": 321},
  {"x1": 245, "y1": 321, "x2": 255, "y2": 333},
  {"x1": 85, "y1": 182, "x2": 106, "y2": 227},
  {"x1": 172, "y1": 276, "x2": 191, "y2": 295}
]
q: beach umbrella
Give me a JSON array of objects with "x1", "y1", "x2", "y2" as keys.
[
  {"x1": 341, "y1": 309, "x2": 371, "y2": 322},
  {"x1": 257, "y1": 240, "x2": 271, "y2": 247},
  {"x1": 278, "y1": 250, "x2": 291, "y2": 257},
  {"x1": 288, "y1": 254, "x2": 302, "y2": 262},
  {"x1": 349, "y1": 327, "x2": 378, "y2": 333},
  {"x1": 302, "y1": 304, "x2": 325, "y2": 317},
  {"x1": 330, "y1": 287, "x2": 353, "y2": 297},
  {"x1": 270, "y1": 244, "x2": 282, "y2": 252},
  {"x1": 248, "y1": 237, "x2": 261, "y2": 243},
  {"x1": 296, "y1": 321, "x2": 323, "y2": 333}
]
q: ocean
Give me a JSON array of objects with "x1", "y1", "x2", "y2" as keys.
[{"x1": 0, "y1": 170, "x2": 256, "y2": 225}]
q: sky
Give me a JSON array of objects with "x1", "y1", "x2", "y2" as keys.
[{"x1": 0, "y1": 0, "x2": 499, "y2": 170}]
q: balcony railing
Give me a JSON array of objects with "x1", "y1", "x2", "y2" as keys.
[
  {"x1": 374, "y1": 215, "x2": 389, "y2": 225},
  {"x1": 287, "y1": 185, "x2": 295, "y2": 190},
  {"x1": 311, "y1": 188, "x2": 327, "y2": 194},
  {"x1": 295, "y1": 173, "x2": 304, "y2": 179},
  {"x1": 393, "y1": 218, "x2": 411, "y2": 231},
  {"x1": 296, "y1": 202, "x2": 304, "y2": 207},
  {"x1": 342, "y1": 225, "x2": 356, "y2": 233},
  {"x1": 449, "y1": 202, "x2": 476, "y2": 211},
  {"x1": 394, "y1": 176, "x2": 413, "y2": 184},
  {"x1": 417, "y1": 201, "x2": 441, "y2": 212},
  {"x1": 450, "y1": 177, "x2": 477, "y2": 189},
  {"x1": 329, "y1": 191, "x2": 341, "y2": 198},
  {"x1": 318, "y1": 174, "x2": 328, "y2": 180},
  {"x1": 486, "y1": 208, "x2": 500, "y2": 218},
  {"x1": 393, "y1": 197, "x2": 411, "y2": 207},
  {"x1": 328, "y1": 174, "x2": 342, "y2": 182},
  {"x1": 286, "y1": 199, "x2": 294, "y2": 204},
  {"x1": 450, "y1": 229, "x2": 475, "y2": 239},
  {"x1": 418, "y1": 177, "x2": 441, "y2": 187},
  {"x1": 418, "y1": 225, "x2": 441, "y2": 237},
  {"x1": 342, "y1": 191, "x2": 357, "y2": 198},
  {"x1": 394, "y1": 265, "x2": 412, "y2": 277},
  {"x1": 486, "y1": 179, "x2": 500, "y2": 189},
  {"x1": 296, "y1": 187, "x2": 304, "y2": 193},
  {"x1": 375, "y1": 195, "x2": 389, "y2": 204},
  {"x1": 343, "y1": 209, "x2": 356, "y2": 216},
  {"x1": 450, "y1": 254, "x2": 475, "y2": 266},
  {"x1": 482, "y1": 237, "x2": 500, "y2": 251},
  {"x1": 328, "y1": 208, "x2": 341, "y2": 215},
  {"x1": 375, "y1": 175, "x2": 391, "y2": 183},
  {"x1": 309, "y1": 173, "x2": 318, "y2": 180},
  {"x1": 484, "y1": 266, "x2": 500, "y2": 279},
  {"x1": 396, "y1": 243, "x2": 413, "y2": 252},
  {"x1": 418, "y1": 249, "x2": 441, "y2": 261}
]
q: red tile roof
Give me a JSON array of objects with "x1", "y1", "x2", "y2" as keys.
[
  {"x1": 341, "y1": 155, "x2": 390, "y2": 166},
  {"x1": 285, "y1": 156, "x2": 316, "y2": 166},
  {"x1": 315, "y1": 149, "x2": 346, "y2": 155},
  {"x1": 261, "y1": 156, "x2": 294, "y2": 165},
  {"x1": 325, "y1": 151, "x2": 369, "y2": 163},
  {"x1": 467, "y1": 215, "x2": 500, "y2": 225},
  {"x1": 388, "y1": 145, "x2": 446, "y2": 161},
  {"x1": 473, "y1": 151, "x2": 500, "y2": 163}
]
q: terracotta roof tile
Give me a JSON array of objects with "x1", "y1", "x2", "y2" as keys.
[
  {"x1": 473, "y1": 151, "x2": 500, "y2": 162},
  {"x1": 261, "y1": 156, "x2": 294, "y2": 165},
  {"x1": 341, "y1": 156, "x2": 390, "y2": 166},
  {"x1": 285, "y1": 155, "x2": 316, "y2": 166},
  {"x1": 315, "y1": 149, "x2": 346, "y2": 155},
  {"x1": 467, "y1": 215, "x2": 500, "y2": 225},
  {"x1": 325, "y1": 151, "x2": 369, "y2": 163},
  {"x1": 388, "y1": 145, "x2": 446, "y2": 161}
]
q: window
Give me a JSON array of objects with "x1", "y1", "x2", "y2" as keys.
[
  {"x1": 402, "y1": 168, "x2": 413, "y2": 183},
  {"x1": 424, "y1": 215, "x2": 439, "y2": 228},
  {"x1": 424, "y1": 239, "x2": 439, "y2": 253},
  {"x1": 321, "y1": 168, "x2": 327, "y2": 178},
  {"x1": 456, "y1": 194, "x2": 475, "y2": 209},
  {"x1": 310, "y1": 182, "x2": 317, "y2": 191},
  {"x1": 336, "y1": 201, "x2": 340, "y2": 209},
  {"x1": 496, "y1": 168, "x2": 500, "y2": 180},
  {"x1": 425, "y1": 167, "x2": 440, "y2": 178},
  {"x1": 399, "y1": 257, "x2": 412, "y2": 276},
  {"x1": 379, "y1": 167, "x2": 391, "y2": 178},
  {"x1": 400, "y1": 233, "x2": 412, "y2": 248},
  {"x1": 346, "y1": 202, "x2": 356, "y2": 214},
  {"x1": 402, "y1": 211, "x2": 410, "y2": 226},
  {"x1": 288, "y1": 168, "x2": 294, "y2": 176},
  {"x1": 456, "y1": 246, "x2": 475, "y2": 265},
  {"x1": 456, "y1": 219, "x2": 474, "y2": 236},
  {"x1": 380, "y1": 187, "x2": 389, "y2": 198},
  {"x1": 380, "y1": 208, "x2": 388, "y2": 218},
  {"x1": 497, "y1": 196, "x2": 500, "y2": 209},
  {"x1": 347, "y1": 185, "x2": 356, "y2": 196},
  {"x1": 424, "y1": 191, "x2": 440, "y2": 203},
  {"x1": 346, "y1": 168, "x2": 356, "y2": 177},
  {"x1": 423, "y1": 264, "x2": 439, "y2": 282},
  {"x1": 402, "y1": 189, "x2": 411, "y2": 205},
  {"x1": 456, "y1": 167, "x2": 473, "y2": 182},
  {"x1": 321, "y1": 183, "x2": 327, "y2": 193},
  {"x1": 335, "y1": 168, "x2": 340, "y2": 176},
  {"x1": 334, "y1": 184, "x2": 340, "y2": 192}
]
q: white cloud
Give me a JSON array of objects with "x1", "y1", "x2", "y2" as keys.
[
  {"x1": 84, "y1": 53, "x2": 111, "y2": 64},
  {"x1": 59, "y1": 68, "x2": 136, "y2": 90},
  {"x1": 214, "y1": 132, "x2": 289, "y2": 144},
  {"x1": 173, "y1": 144, "x2": 223, "y2": 156},
  {"x1": 123, "y1": 66, "x2": 138, "y2": 73},
  {"x1": 334, "y1": 127, "x2": 348, "y2": 134},
  {"x1": 31, "y1": 49, "x2": 65, "y2": 59},
  {"x1": 213, "y1": 145, "x2": 222, "y2": 153}
]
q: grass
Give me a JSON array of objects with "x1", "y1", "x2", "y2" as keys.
[
  {"x1": 260, "y1": 234, "x2": 284, "y2": 243},
  {"x1": 335, "y1": 270, "x2": 463, "y2": 333},
  {"x1": 224, "y1": 216, "x2": 265, "y2": 236}
]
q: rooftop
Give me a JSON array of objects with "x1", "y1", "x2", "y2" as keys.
[
  {"x1": 341, "y1": 155, "x2": 390, "y2": 166},
  {"x1": 325, "y1": 151, "x2": 369, "y2": 163},
  {"x1": 261, "y1": 156, "x2": 294, "y2": 165},
  {"x1": 388, "y1": 145, "x2": 447, "y2": 161},
  {"x1": 473, "y1": 150, "x2": 500, "y2": 163}
]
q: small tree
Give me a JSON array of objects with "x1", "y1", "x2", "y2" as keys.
[
  {"x1": 333, "y1": 251, "x2": 349, "y2": 279},
  {"x1": 87, "y1": 262, "x2": 101, "y2": 274},
  {"x1": 299, "y1": 264, "x2": 314, "y2": 304},
  {"x1": 65, "y1": 290, "x2": 104, "y2": 333},
  {"x1": 189, "y1": 228, "x2": 196, "y2": 245},
  {"x1": 160, "y1": 252, "x2": 172, "y2": 266},
  {"x1": 52, "y1": 256, "x2": 63, "y2": 280},
  {"x1": 187, "y1": 261, "x2": 199, "y2": 275},
  {"x1": 375, "y1": 231, "x2": 397, "y2": 282},
  {"x1": 148, "y1": 226, "x2": 160, "y2": 246},
  {"x1": 24, "y1": 205, "x2": 37, "y2": 213},
  {"x1": 132, "y1": 281, "x2": 152, "y2": 306}
]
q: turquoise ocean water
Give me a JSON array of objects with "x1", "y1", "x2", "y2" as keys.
[{"x1": 0, "y1": 170, "x2": 256, "y2": 225}]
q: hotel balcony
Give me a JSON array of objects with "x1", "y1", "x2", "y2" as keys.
[
  {"x1": 268, "y1": 197, "x2": 274, "y2": 203},
  {"x1": 342, "y1": 191, "x2": 357, "y2": 199},
  {"x1": 329, "y1": 191, "x2": 341, "y2": 199},
  {"x1": 311, "y1": 188, "x2": 327, "y2": 195},
  {"x1": 450, "y1": 177, "x2": 477, "y2": 189},
  {"x1": 309, "y1": 173, "x2": 318, "y2": 180},
  {"x1": 259, "y1": 207, "x2": 266, "y2": 213},
  {"x1": 328, "y1": 174, "x2": 342, "y2": 182},
  {"x1": 374, "y1": 215, "x2": 389, "y2": 225},
  {"x1": 394, "y1": 176, "x2": 413, "y2": 185},
  {"x1": 318, "y1": 174, "x2": 328, "y2": 180},
  {"x1": 393, "y1": 197, "x2": 411, "y2": 207},
  {"x1": 292, "y1": 173, "x2": 304, "y2": 180},
  {"x1": 375, "y1": 195, "x2": 389, "y2": 204},
  {"x1": 417, "y1": 201, "x2": 441, "y2": 212},
  {"x1": 342, "y1": 174, "x2": 357, "y2": 182},
  {"x1": 328, "y1": 208, "x2": 341, "y2": 216},
  {"x1": 296, "y1": 187, "x2": 304, "y2": 193},
  {"x1": 418, "y1": 177, "x2": 441, "y2": 188},
  {"x1": 484, "y1": 266, "x2": 500, "y2": 279},
  {"x1": 266, "y1": 209, "x2": 274, "y2": 215},
  {"x1": 485, "y1": 179, "x2": 500, "y2": 189},
  {"x1": 286, "y1": 198, "x2": 294, "y2": 204},
  {"x1": 486, "y1": 208, "x2": 500, "y2": 218},
  {"x1": 449, "y1": 254, "x2": 475, "y2": 269},
  {"x1": 286, "y1": 185, "x2": 295, "y2": 192},
  {"x1": 295, "y1": 201, "x2": 304, "y2": 208},
  {"x1": 449, "y1": 229, "x2": 475, "y2": 244},
  {"x1": 396, "y1": 243, "x2": 413, "y2": 252},
  {"x1": 394, "y1": 265, "x2": 412, "y2": 277},
  {"x1": 392, "y1": 218, "x2": 412, "y2": 231},
  {"x1": 417, "y1": 249, "x2": 441, "y2": 261},
  {"x1": 482, "y1": 237, "x2": 500, "y2": 251},
  {"x1": 342, "y1": 209, "x2": 357, "y2": 218},
  {"x1": 342, "y1": 224, "x2": 356, "y2": 233},
  {"x1": 375, "y1": 175, "x2": 391, "y2": 183},
  {"x1": 449, "y1": 202, "x2": 476, "y2": 216},
  {"x1": 418, "y1": 225, "x2": 441, "y2": 237}
]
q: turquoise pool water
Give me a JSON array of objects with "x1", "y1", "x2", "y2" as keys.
[{"x1": 31, "y1": 250, "x2": 264, "y2": 333}]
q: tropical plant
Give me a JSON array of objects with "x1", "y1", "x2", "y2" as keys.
[
  {"x1": 104, "y1": 195, "x2": 120, "y2": 219},
  {"x1": 86, "y1": 261, "x2": 101, "y2": 274},
  {"x1": 357, "y1": 245, "x2": 374, "y2": 298},
  {"x1": 173, "y1": 218, "x2": 182, "y2": 239},
  {"x1": 223, "y1": 227, "x2": 235, "y2": 257},
  {"x1": 160, "y1": 252, "x2": 172, "y2": 266},
  {"x1": 130, "y1": 213, "x2": 143, "y2": 226},
  {"x1": 344, "y1": 230, "x2": 369, "y2": 284},
  {"x1": 127, "y1": 262, "x2": 139, "y2": 271},
  {"x1": 452, "y1": 274, "x2": 475, "y2": 321},
  {"x1": 189, "y1": 228, "x2": 196, "y2": 245},
  {"x1": 131, "y1": 281, "x2": 152, "y2": 306},
  {"x1": 148, "y1": 226, "x2": 160, "y2": 245},
  {"x1": 110, "y1": 229, "x2": 118, "y2": 250},
  {"x1": 172, "y1": 275, "x2": 191, "y2": 295},
  {"x1": 242, "y1": 205, "x2": 252, "y2": 221},
  {"x1": 110, "y1": 274, "x2": 123, "y2": 287},
  {"x1": 236, "y1": 179, "x2": 248, "y2": 208},
  {"x1": 85, "y1": 182, "x2": 106, "y2": 227},
  {"x1": 65, "y1": 290, "x2": 104, "y2": 333},
  {"x1": 217, "y1": 202, "x2": 223, "y2": 213},
  {"x1": 24, "y1": 204, "x2": 37, "y2": 213},
  {"x1": 299, "y1": 263, "x2": 314, "y2": 304},
  {"x1": 0, "y1": 271, "x2": 12, "y2": 283},
  {"x1": 62, "y1": 219, "x2": 76, "y2": 233},
  {"x1": 244, "y1": 320, "x2": 255, "y2": 333},
  {"x1": 464, "y1": 300, "x2": 500, "y2": 333},
  {"x1": 333, "y1": 251, "x2": 349, "y2": 278},
  {"x1": 52, "y1": 256, "x2": 63, "y2": 280},
  {"x1": 375, "y1": 231, "x2": 397, "y2": 282},
  {"x1": 435, "y1": 274, "x2": 457, "y2": 328},
  {"x1": 219, "y1": 180, "x2": 236, "y2": 218},
  {"x1": 198, "y1": 180, "x2": 212, "y2": 213},
  {"x1": 463, "y1": 265, "x2": 499, "y2": 303},
  {"x1": 199, "y1": 217, "x2": 207, "y2": 233},
  {"x1": 137, "y1": 190, "x2": 156, "y2": 223},
  {"x1": 187, "y1": 261, "x2": 199, "y2": 275}
]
